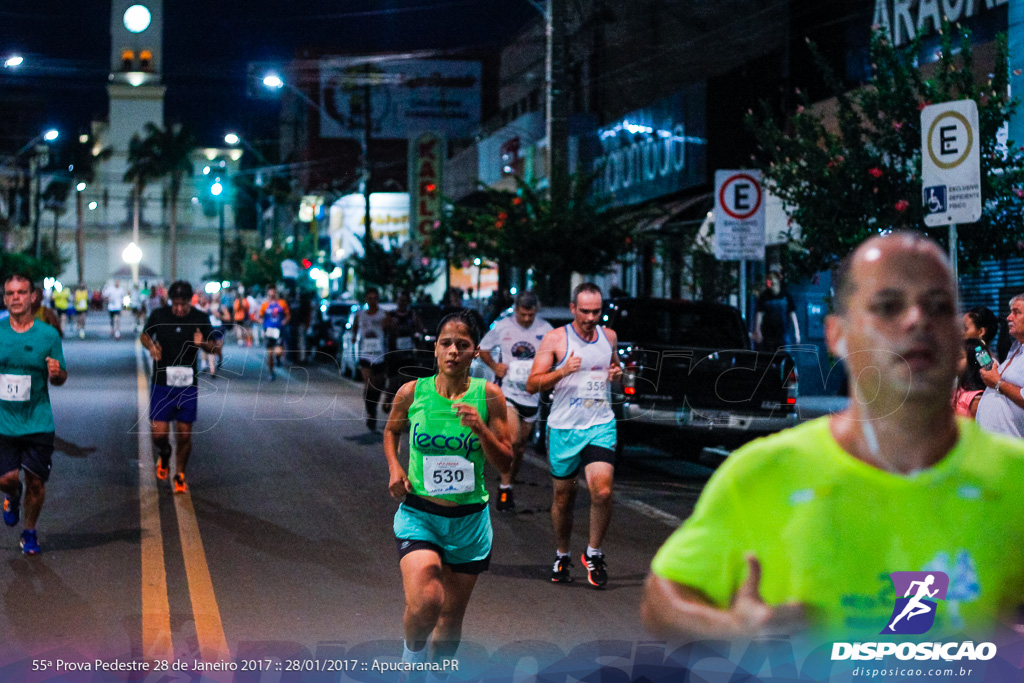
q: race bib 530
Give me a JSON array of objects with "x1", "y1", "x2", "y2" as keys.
[{"x1": 423, "y1": 456, "x2": 475, "y2": 496}]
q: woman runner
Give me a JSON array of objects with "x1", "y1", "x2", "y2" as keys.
[{"x1": 383, "y1": 310, "x2": 512, "y2": 669}]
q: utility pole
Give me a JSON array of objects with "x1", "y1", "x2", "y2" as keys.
[
  {"x1": 546, "y1": 0, "x2": 569, "y2": 211},
  {"x1": 362, "y1": 64, "x2": 374, "y2": 256},
  {"x1": 32, "y1": 162, "x2": 42, "y2": 259}
]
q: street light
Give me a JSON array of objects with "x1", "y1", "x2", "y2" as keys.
[
  {"x1": 224, "y1": 131, "x2": 274, "y2": 241},
  {"x1": 11, "y1": 128, "x2": 61, "y2": 260},
  {"x1": 4, "y1": 55, "x2": 23, "y2": 68},
  {"x1": 261, "y1": 70, "x2": 379, "y2": 256},
  {"x1": 122, "y1": 241, "x2": 142, "y2": 287},
  {"x1": 210, "y1": 179, "x2": 226, "y2": 276}
]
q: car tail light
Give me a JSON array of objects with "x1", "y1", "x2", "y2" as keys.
[
  {"x1": 784, "y1": 366, "x2": 798, "y2": 403},
  {"x1": 620, "y1": 347, "x2": 640, "y2": 395}
]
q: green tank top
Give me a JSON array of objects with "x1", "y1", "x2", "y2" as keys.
[{"x1": 407, "y1": 375, "x2": 490, "y2": 505}]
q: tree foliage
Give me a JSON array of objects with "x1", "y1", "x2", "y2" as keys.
[
  {"x1": 348, "y1": 238, "x2": 439, "y2": 300},
  {"x1": 430, "y1": 174, "x2": 635, "y2": 303},
  {"x1": 748, "y1": 26, "x2": 1022, "y2": 279},
  {"x1": 129, "y1": 123, "x2": 197, "y2": 279}
]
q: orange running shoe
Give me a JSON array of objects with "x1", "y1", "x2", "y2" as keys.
[
  {"x1": 173, "y1": 473, "x2": 188, "y2": 494},
  {"x1": 156, "y1": 461, "x2": 169, "y2": 480}
]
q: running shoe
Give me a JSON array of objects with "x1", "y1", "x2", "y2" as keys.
[
  {"x1": 20, "y1": 529, "x2": 40, "y2": 555},
  {"x1": 3, "y1": 492, "x2": 20, "y2": 527},
  {"x1": 582, "y1": 552, "x2": 608, "y2": 588},
  {"x1": 551, "y1": 555, "x2": 573, "y2": 583},
  {"x1": 155, "y1": 460, "x2": 169, "y2": 481},
  {"x1": 496, "y1": 487, "x2": 515, "y2": 512},
  {"x1": 173, "y1": 473, "x2": 188, "y2": 494}
]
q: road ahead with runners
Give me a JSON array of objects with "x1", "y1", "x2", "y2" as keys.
[{"x1": 0, "y1": 312, "x2": 719, "y2": 681}]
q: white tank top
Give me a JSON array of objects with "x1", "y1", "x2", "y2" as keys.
[
  {"x1": 357, "y1": 309, "x2": 387, "y2": 360},
  {"x1": 547, "y1": 325, "x2": 615, "y2": 430}
]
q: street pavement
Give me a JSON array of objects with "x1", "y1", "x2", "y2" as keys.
[{"x1": 0, "y1": 312, "x2": 722, "y2": 681}]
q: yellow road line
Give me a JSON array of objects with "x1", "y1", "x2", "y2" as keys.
[
  {"x1": 173, "y1": 491, "x2": 230, "y2": 662},
  {"x1": 135, "y1": 342, "x2": 173, "y2": 663},
  {"x1": 136, "y1": 342, "x2": 230, "y2": 666}
]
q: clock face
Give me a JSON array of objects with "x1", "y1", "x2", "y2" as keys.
[{"x1": 123, "y1": 5, "x2": 151, "y2": 33}]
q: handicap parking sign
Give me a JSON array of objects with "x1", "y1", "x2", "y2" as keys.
[{"x1": 924, "y1": 185, "x2": 947, "y2": 214}]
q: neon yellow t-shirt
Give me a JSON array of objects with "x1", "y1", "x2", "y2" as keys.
[
  {"x1": 651, "y1": 417, "x2": 1024, "y2": 639},
  {"x1": 52, "y1": 288, "x2": 70, "y2": 311}
]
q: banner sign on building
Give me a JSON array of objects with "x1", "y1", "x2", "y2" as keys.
[
  {"x1": 583, "y1": 83, "x2": 707, "y2": 208},
  {"x1": 409, "y1": 133, "x2": 445, "y2": 245},
  {"x1": 920, "y1": 100, "x2": 982, "y2": 226},
  {"x1": 713, "y1": 170, "x2": 766, "y2": 261},
  {"x1": 320, "y1": 58, "x2": 482, "y2": 139},
  {"x1": 872, "y1": 0, "x2": 1007, "y2": 48},
  {"x1": 328, "y1": 192, "x2": 410, "y2": 259}
]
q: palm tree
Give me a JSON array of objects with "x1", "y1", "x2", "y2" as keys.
[
  {"x1": 70, "y1": 135, "x2": 111, "y2": 284},
  {"x1": 124, "y1": 133, "x2": 161, "y2": 266},
  {"x1": 131, "y1": 123, "x2": 196, "y2": 280}
]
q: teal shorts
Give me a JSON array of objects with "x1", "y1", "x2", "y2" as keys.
[
  {"x1": 547, "y1": 420, "x2": 618, "y2": 479},
  {"x1": 394, "y1": 495, "x2": 492, "y2": 572}
]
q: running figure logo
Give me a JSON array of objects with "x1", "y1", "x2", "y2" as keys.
[{"x1": 882, "y1": 571, "x2": 949, "y2": 635}]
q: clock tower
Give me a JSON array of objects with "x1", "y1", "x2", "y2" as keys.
[{"x1": 107, "y1": 1, "x2": 165, "y2": 154}]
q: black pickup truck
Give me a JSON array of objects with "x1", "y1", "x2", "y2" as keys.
[{"x1": 606, "y1": 298, "x2": 799, "y2": 449}]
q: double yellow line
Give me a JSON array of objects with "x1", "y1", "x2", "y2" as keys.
[{"x1": 135, "y1": 343, "x2": 229, "y2": 663}]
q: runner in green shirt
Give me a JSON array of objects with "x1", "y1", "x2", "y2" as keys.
[
  {"x1": 0, "y1": 275, "x2": 67, "y2": 556},
  {"x1": 642, "y1": 233, "x2": 1024, "y2": 642},
  {"x1": 383, "y1": 309, "x2": 512, "y2": 670}
]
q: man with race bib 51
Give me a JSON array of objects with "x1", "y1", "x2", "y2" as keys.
[{"x1": 0, "y1": 275, "x2": 67, "y2": 555}]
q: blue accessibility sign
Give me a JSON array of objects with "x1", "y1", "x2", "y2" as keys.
[{"x1": 923, "y1": 185, "x2": 947, "y2": 214}]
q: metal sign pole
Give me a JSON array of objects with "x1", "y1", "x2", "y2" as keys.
[
  {"x1": 949, "y1": 223, "x2": 958, "y2": 284},
  {"x1": 739, "y1": 259, "x2": 747, "y2": 320}
]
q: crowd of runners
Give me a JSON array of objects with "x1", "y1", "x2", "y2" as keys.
[{"x1": 5, "y1": 231, "x2": 1024, "y2": 673}]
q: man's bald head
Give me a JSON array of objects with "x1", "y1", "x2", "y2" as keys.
[{"x1": 833, "y1": 232, "x2": 955, "y2": 315}]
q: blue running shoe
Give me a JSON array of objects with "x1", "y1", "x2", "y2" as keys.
[
  {"x1": 20, "y1": 529, "x2": 40, "y2": 555},
  {"x1": 3, "y1": 493, "x2": 20, "y2": 527}
]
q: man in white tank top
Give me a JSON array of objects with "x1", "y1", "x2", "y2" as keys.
[{"x1": 527, "y1": 283, "x2": 621, "y2": 588}]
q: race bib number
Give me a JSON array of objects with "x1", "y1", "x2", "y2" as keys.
[
  {"x1": 508, "y1": 359, "x2": 532, "y2": 391},
  {"x1": 395, "y1": 336, "x2": 414, "y2": 351},
  {"x1": 265, "y1": 326, "x2": 281, "y2": 340},
  {"x1": 423, "y1": 456, "x2": 476, "y2": 496},
  {"x1": 0, "y1": 374, "x2": 31, "y2": 402},
  {"x1": 165, "y1": 366, "x2": 194, "y2": 388},
  {"x1": 361, "y1": 337, "x2": 384, "y2": 355},
  {"x1": 576, "y1": 370, "x2": 608, "y2": 400}
]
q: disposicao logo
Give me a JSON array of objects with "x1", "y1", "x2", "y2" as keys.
[
  {"x1": 883, "y1": 571, "x2": 948, "y2": 635},
  {"x1": 832, "y1": 571, "x2": 997, "y2": 662}
]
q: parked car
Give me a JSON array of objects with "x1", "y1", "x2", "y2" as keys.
[
  {"x1": 605, "y1": 297, "x2": 799, "y2": 455},
  {"x1": 306, "y1": 299, "x2": 356, "y2": 363}
]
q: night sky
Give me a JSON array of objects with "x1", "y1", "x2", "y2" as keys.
[{"x1": 0, "y1": 0, "x2": 537, "y2": 147}]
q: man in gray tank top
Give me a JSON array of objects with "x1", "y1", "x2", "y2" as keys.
[{"x1": 527, "y1": 283, "x2": 622, "y2": 588}]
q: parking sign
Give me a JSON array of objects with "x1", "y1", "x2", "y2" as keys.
[
  {"x1": 714, "y1": 170, "x2": 765, "y2": 261},
  {"x1": 920, "y1": 100, "x2": 981, "y2": 226}
]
